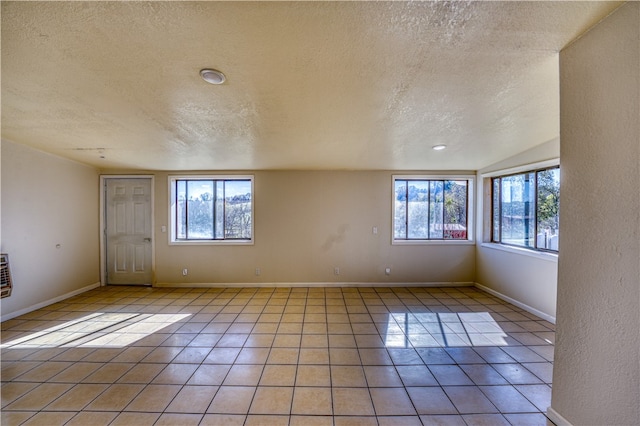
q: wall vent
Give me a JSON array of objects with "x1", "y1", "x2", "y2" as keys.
[{"x1": 1, "y1": 254, "x2": 13, "y2": 298}]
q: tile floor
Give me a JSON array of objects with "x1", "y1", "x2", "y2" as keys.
[{"x1": 1, "y1": 286, "x2": 555, "y2": 425}]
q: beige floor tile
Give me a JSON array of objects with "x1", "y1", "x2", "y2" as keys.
[
  {"x1": 65, "y1": 410, "x2": 118, "y2": 426},
  {"x1": 268, "y1": 348, "x2": 300, "y2": 364},
  {"x1": 461, "y1": 413, "x2": 511, "y2": 425},
  {"x1": 329, "y1": 335, "x2": 357, "y2": 348},
  {"x1": 14, "y1": 361, "x2": 73, "y2": 382},
  {"x1": 223, "y1": 364, "x2": 264, "y2": 386},
  {"x1": 110, "y1": 411, "x2": 161, "y2": 426},
  {"x1": 303, "y1": 322, "x2": 328, "y2": 333},
  {"x1": 187, "y1": 364, "x2": 232, "y2": 386},
  {"x1": 207, "y1": 386, "x2": 256, "y2": 414},
  {"x1": 377, "y1": 416, "x2": 423, "y2": 426},
  {"x1": 124, "y1": 384, "x2": 181, "y2": 412},
  {"x1": 369, "y1": 388, "x2": 416, "y2": 416},
  {"x1": 277, "y1": 323, "x2": 303, "y2": 334},
  {"x1": 419, "y1": 415, "x2": 467, "y2": 426},
  {"x1": 81, "y1": 362, "x2": 134, "y2": 383},
  {"x1": 200, "y1": 413, "x2": 247, "y2": 425},
  {"x1": 443, "y1": 386, "x2": 498, "y2": 414},
  {"x1": 407, "y1": 386, "x2": 458, "y2": 415},
  {"x1": 358, "y1": 348, "x2": 393, "y2": 365},
  {"x1": 49, "y1": 362, "x2": 102, "y2": 383},
  {"x1": 236, "y1": 347, "x2": 270, "y2": 364},
  {"x1": 172, "y1": 346, "x2": 212, "y2": 363},
  {"x1": 291, "y1": 387, "x2": 332, "y2": 415},
  {"x1": 45, "y1": 383, "x2": 108, "y2": 411},
  {"x1": 85, "y1": 383, "x2": 144, "y2": 411},
  {"x1": 332, "y1": 387, "x2": 375, "y2": 415},
  {"x1": 152, "y1": 363, "x2": 198, "y2": 384},
  {"x1": 334, "y1": 416, "x2": 378, "y2": 426},
  {"x1": 141, "y1": 346, "x2": 183, "y2": 363},
  {"x1": 363, "y1": 365, "x2": 403, "y2": 387},
  {"x1": 117, "y1": 362, "x2": 165, "y2": 383},
  {"x1": 0, "y1": 382, "x2": 38, "y2": 407},
  {"x1": 299, "y1": 348, "x2": 329, "y2": 364},
  {"x1": 20, "y1": 411, "x2": 76, "y2": 426},
  {"x1": 260, "y1": 365, "x2": 297, "y2": 386},
  {"x1": 249, "y1": 386, "x2": 294, "y2": 415},
  {"x1": 514, "y1": 384, "x2": 552, "y2": 412},
  {"x1": 479, "y1": 385, "x2": 537, "y2": 413},
  {"x1": 1, "y1": 410, "x2": 36, "y2": 425},
  {"x1": 290, "y1": 415, "x2": 333, "y2": 426},
  {"x1": 245, "y1": 414, "x2": 290, "y2": 425},
  {"x1": 80, "y1": 348, "x2": 124, "y2": 363},
  {"x1": 4, "y1": 383, "x2": 74, "y2": 411},
  {"x1": 165, "y1": 385, "x2": 218, "y2": 413},
  {"x1": 205, "y1": 347, "x2": 241, "y2": 364},
  {"x1": 330, "y1": 348, "x2": 361, "y2": 365},
  {"x1": 331, "y1": 365, "x2": 367, "y2": 387},
  {"x1": 296, "y1": 365, "x2": 331, "y2": 386},
  {"x1": 155, "y1": 413, "x2": 203, "y2": 425},
  {"x1": 301, "y1": 334, "x2": 329, "y2": 348}
]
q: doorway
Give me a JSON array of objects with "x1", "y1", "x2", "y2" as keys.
[{"x1": 102, "y1": 176, "x2": 154, "y2": 285}]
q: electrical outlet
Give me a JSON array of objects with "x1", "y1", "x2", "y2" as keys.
[
  {"x1": 182, "y1": 268, "x2": 188, "y2": 276},
  {"x1": 385, "y1": 267, "x2": 391, "y2": 275},
  {"x1": 255, "y1": 267, "x2": 261, "y2": 276},
  {"x1": 334, "y1": 267, "x2": 340, "y2": 275},
  {"x1": 373, "y1": 226, "x2": 378, "y2": 235}
]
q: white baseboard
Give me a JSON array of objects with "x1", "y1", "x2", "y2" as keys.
[
  {"x1": 474, "y1": 282, "x2": 556, "y2": 324},
  {"x1": 154, "y1": 281, "x2": 476, "y2": 289},
  {"x1": 1, "y1": 282, "x2": 101, "y2": 322},
  {"x1": 546, "y1": 407, "x2": 572, "y2": 426}
]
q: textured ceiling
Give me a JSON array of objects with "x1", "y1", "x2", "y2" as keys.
[{"x1": 1, "y1": 1, "x2": 622, "y2": 171}]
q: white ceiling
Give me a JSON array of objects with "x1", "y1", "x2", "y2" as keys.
[{"x1": 1, "y1": 1, "x2": 622, "y2": 171}]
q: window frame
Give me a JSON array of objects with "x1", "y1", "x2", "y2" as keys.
[
  {"x1": 391, "y1": 174, "x2": 475, "y2": 245},
  {"x1": 168, "y1": 175, "x2": 254, "y2": 245},
  {"x1": 489, "y1": 163, "x2": 560, "y2": 253}
]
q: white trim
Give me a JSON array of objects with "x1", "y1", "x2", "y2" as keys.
[
  {"x1": 546, "y1": 407, "x2": 573, "y2": 426},
  {"x1": 1, "y1": 282, "x2": 100, "y2": 322},
  {"x1": 479, "y1": 242, "x2": 558, "y2": 263},
  {"x1": 391, "y1": 174, "x2": 475, "y2": 245},
  {"x1": 154, "y1": 281, "x2": 476, "y2": 289},
  {"x1": 474, "y1": 282, "x2": 556, "y2": 324},
  {"x1": 100, "y1": 175, "x2": 156, "y2": 286},
  {"x1": 480, "y1": 158, "x2": 560, "y2": 178},
  {"x1": 168, "y1": 174, "x2": 255, "y2": 246}
]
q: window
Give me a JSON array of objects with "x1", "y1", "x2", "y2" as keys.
[
  {"x1": 492, "y1": 166, "x2": 559, "y2": 251},
  {"x1": 393, "y1": 176, "x2": 473, "y2": 242},
  {"x1": 169, "y1": 176, "x2": 253, "y2": 244}
]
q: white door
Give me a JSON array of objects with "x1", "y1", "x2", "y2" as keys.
[{"x1": 104, "y1": 178, "x2": 153, "y2": 285}]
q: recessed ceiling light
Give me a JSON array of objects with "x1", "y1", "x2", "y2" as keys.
[
  {"x1": 200, "y1": 68, "x2": 226, "y2": 85},
  {"x1": 432, "y1": 144, "x2": 447, "y2": 151}
]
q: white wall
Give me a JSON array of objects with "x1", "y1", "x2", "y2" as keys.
[
  {"x1": 475, "y1": 139, "x2": 560, "y2": 321},
  {"x1": 551, "y1": 3, "x2": 639, "y2": 425},
  {"x1": 145, "y1": 170, "x2": 476, "y2": 286},
  {"x1": 1, "y1": 140, "x2": 100, "y2": 320}
]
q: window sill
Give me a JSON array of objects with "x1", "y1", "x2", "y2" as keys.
[
  {"x1": 393, "y1": 239, "x2": 475, "y2": 246},
  {"x1": 169, "y1": 240, "x2": 254, "y2": 246},
  {"x1": 479, "y1": 242, "x2": 558, "y2": 262}
]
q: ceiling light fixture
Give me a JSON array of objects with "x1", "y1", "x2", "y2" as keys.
[
  {"x1": 200, "y1": 68, "x2": 226, "y2": 85},
  {"x1": 432, "y1": 144, "x2": 447, "y2": 151}
]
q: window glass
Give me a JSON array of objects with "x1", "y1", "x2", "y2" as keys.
[
  {"x1": 491, "y1": 166, "x2": 559, "y2": 252},
  {"x1": 170, "y1": 176, "x2": 253, "y2": 243},
  {"x1": 394, "y1": 177, "x2": 472, "y2": 242},
  {"x1": 444, "y1": 180, "x2": 467, "y2": 239},
  {"x1": 536, "y1": 168, "x2": 560, "y2": 250}
]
